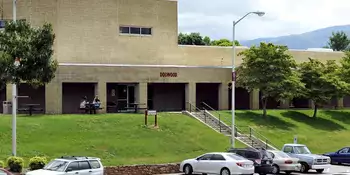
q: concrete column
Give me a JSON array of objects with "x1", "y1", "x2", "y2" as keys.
[
  {"x1": 45, "y1": 81, "x2": 62, "y2": 114},
  {"x1": 185, "y1": 82, "x2": 196, "y2": 110},
  {"x1": 249, "y1": 89, "x2": 259, "y2": 110},
  {"x1": 6, "y1": 84, "x2": 12, "y2": 101},
  {"x1": 336, "y1": 98, "x2": 344, "y2": 108},
  {"x1": 136, "y1": 82, "x2": 148, "y2": 111},
  {"x1": 95, "y1": 82, "x2": 106, "y2": 113},
  {"x1": 218, "y1": 83, "x2": 229, "y2": 110},
  {"x1": 309, "y1": 100, "x2": 314, "y2": 109},
  {"x1": 280, "y1": 99, "x2": 290, "y2": 109}
]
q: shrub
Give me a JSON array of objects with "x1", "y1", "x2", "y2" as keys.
[
  {"x1": 6, "y1": 156, "x2": 24, "y2": 172},
  {"x1": 0, "y1": 160, "x2": 4, "y2": 168},
  {"x1": 29, "y1": 156, "x2": 48, "y2": 170}
]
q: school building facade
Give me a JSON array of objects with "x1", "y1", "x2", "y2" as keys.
[{"x1": 0, "y1": 0, "x2": 347, "y2": 114}]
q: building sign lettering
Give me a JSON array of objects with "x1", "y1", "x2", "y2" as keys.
[{"x1": 160, "y1": 72, "x2": 177, "y2": 77}]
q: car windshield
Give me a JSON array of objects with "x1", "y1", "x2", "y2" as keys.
[
  {"x1": 274, "y1": 151, "x2": 291, "y2": 158},
  {"x1": 227, "y1": 153, "x2": 246, "y2": 160},
  {"x1": 261, "y1": 151, "x2": 273, "y2": 159},
  {"x1": 294, "y1": 146, "x2": 311, "y2": 154},
  {"x1": 43, "y1": 160, "x2": 68, "y2": 172}
]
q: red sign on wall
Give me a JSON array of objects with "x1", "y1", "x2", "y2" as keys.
[{"x1": 160, "y1": 72, "x2": 178, "y2": 77}]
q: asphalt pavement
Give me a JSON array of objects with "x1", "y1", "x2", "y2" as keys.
[{"x1": 160, "y1": 165, "x2": 350, "y2": 175}]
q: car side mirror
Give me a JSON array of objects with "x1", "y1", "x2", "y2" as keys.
[{"x1": 65, "y1": 168, "x2": 73, "y2": 172}]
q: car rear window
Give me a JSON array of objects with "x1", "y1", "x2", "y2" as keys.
[
  {"x1": 245, "y1": 151, "x2": 260, "y2": 159},
  {"x1": 227, "y1": 154, "x2": 246, "y2": 160}
]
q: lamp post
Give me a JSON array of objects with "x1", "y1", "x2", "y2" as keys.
[
  {"x1": 231, "y1": 11, "x2": 265, "y2": 148},
  {"x1": 12, "y1": 0, "x2": 17, "y2": 156}
]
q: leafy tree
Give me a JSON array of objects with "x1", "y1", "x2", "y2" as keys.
[
  {"x1": 211, "y1": 39, "x2": 241, "y2": 46},
  {"x1": 178, "y1": 32, "x2": 205, "y2": 45},
  {"x1": 0, "y1": 20, "x2": 58, "y2": 89},
  {"x1": 178, "y1": 32, "x2": 241, "y2": 46},
  {"x1": 328, "y1": 31, "x2": 350, "y2": 51},
  {"x1": 236, "y1": 42, "x2": 304, "y2": 117},
  {"x1": 298, "y1": 58, "x2": 349, "y2": 118}
]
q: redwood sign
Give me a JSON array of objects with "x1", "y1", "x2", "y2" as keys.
[{"x1": 160, "y1": 72, "x2": 178, "y2": 77}]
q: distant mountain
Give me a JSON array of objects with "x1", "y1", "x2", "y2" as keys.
[{"x1": 240, "y1": 25, "x2": 350, "y2": 49}]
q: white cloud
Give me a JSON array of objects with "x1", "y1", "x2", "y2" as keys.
[{"x1": 178, "y1": 0, "x2": 350, "y2": 40}]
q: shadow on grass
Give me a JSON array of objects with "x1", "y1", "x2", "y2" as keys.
[
  {"x1": 281, "y1": 111, "x2": 345, "y2": 131},
  {"x1": 17, "y1": 114, "x2": 46, "y2": 118},
  {"x1": 322, "y1": 110, "x2": 350, "y2": 125},
  {"x1": 225, "y1": 111, "x2": 296, "y2": 130}
]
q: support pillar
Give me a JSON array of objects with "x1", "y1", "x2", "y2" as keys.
[
  {"x1": 309, "y1": 100, "x2": 314, "y2": 109},
  {"x1": 185, "y1": 82, "x2": 196, "y2": 110},
  {"x1": 45, "y1": 81, "x2": 62, "y2": 114},
  {"x1": 280, "y1": 99, "x2": 290, "y2": 109},
  {"x1": 336, "y1": 98, "x2": 344, "y2": 108},
  {"x1": 218, "y1": 82, "x2": 229, "y2": 110},
  {"x1": 95, "y1": 82, "x2": 106, "y2": 113},
  {"x1": 6, "y1": 84, "x2": 13, "y2": 101},
  {"x1": 136, "y1": 82, "x2": 148, "y2": 112},
  {"x1": 249, "y1": 89, "x2": 259, "y2": 110}
]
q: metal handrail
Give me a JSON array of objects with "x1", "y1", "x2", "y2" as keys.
[
  {"x1": 249, "y1": 127, "x2": 279, "y2": 150},
  {"x1": 186, "y1": 102, "x2": 206, "y2": 123},
  {"x1": 201, "y1": 102, "x2": 222, "y2": 132}
]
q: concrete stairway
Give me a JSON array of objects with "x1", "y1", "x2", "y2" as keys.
[{"x1": 185, "y1": 102, "x2": 278, "y2": 150}]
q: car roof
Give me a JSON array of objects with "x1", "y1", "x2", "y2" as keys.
[
  {"x1": 284, "y1": 144, "x2": 306, "y2": 146},
  {"x1": 55, "y1": 156, "x2": 101, "y2": 161}
]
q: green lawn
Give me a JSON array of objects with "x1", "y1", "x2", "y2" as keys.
[
  {"x1": 218, "y1": 110, "x2": 350, "y2": 154},
  {"x1": 0, "y1": 113, "x2": 243, "y2": 166}
]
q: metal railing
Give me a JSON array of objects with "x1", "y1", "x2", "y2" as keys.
[
  {"x1": 201, "y1": 102, "x2": 222, "y2": 132},
  {"x1": 186, "y1": 102, "x2": 207, "y2": 123},
  {"x1": 235, "y1": 125, "x2": 278, "y2": 150}
]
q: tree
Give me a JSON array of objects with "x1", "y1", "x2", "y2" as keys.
[
  {"x1": 211, "y1": 39, "x2": 241, "y2": 46},
  {"x1": 178, "y1": 32, "x2": 241, "y2": 46},
  {"x1": 178, "y1": 32, "x2": 205, "y2": 45},
  {"x1": 298, "y1": 58, "x2": 349, "y2": 118},
  {"x1": 328, "y1": 31, "x2": 350, "y2": 51},
  {"x1": 236, "y1": 42, "x2": 304, "y2": 117},
  {"x1": 0, "y1": 20, "x2": 58, "y2": 89}
]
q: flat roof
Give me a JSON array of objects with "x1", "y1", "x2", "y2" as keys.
[{"x1": 59, "y1": 63, "x2": 232, "y2": 69}]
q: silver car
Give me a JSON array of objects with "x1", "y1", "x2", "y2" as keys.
[{"x1": 267, "y1": 150, "x2": 301, "y2": 175}]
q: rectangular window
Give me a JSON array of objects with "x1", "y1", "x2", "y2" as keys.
[
  {"x1": 119, "y1": 26, "x2": 152, "y2": 36},
  {"x1": 130, "y1": 27, "x2": 141, "y2": 34},
  {"x1": 119, "y1": 26, "x2": 130, "y2": 34},
  {"x1": 141, "y1": 28, "x2": 152, "y2": 35}
]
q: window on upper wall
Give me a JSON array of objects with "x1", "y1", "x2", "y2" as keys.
[{"x1": 119, "y1": 26, "x2": 152, "y2": 36}]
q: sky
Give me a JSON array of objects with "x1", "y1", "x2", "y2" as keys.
[{"x1": 178, "y1": 0, "x2": 350, "y2": 41}]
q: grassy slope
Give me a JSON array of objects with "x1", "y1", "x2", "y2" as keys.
[
  {"x1": 219, "y1": 110, "x2": 350, "y2": 154},
  {"x1": 0, "y1": 113, "x2": 243, "y2": 166}
]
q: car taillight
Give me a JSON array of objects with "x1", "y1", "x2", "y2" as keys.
[
  {"x1": 255, "y1": 159, "x2": 261, "y2": 164},
  {"x1": 236, "y1": 162, "x2": 243, "y2": 167},
  {"x1": 285, "y1": 160, "x2": 293, "y2": 164}
]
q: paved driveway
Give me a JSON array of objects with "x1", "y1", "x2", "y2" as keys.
[{"x1": 160, "y1": 165, "x2": 350, "y2": 175}]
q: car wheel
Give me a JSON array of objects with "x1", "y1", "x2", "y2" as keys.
[
  {"x1": 285, "y1": 171, "x2": 292, "y2": 175},
  {"x1": 183, "y1": 164, "x2": 193, "y2": 175},
  {"x1": 316, "y1": 169, "x2": 324, "y2": 173},
  {"x1": 271, "y1": 164, "x2": 280, "y2": 174},
  {"x1": 220, "y1": 168, "x2": 230, "y2": 175},
  {"x1": 300, "y1": 163, "x2": 309, "y2": 173}
]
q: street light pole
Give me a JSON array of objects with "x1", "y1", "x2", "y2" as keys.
[
  {"x1": 231, "y1": 11, "x2": 265, "y2": 148},
  {"x1": 12, "y1": 0, "x2": 17, "y2": 156}
]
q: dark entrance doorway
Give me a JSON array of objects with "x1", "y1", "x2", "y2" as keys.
[
  {"x1": 196, "y1": 83, "x2": 219, "y2": 110},
  {"x1": 62, "y1": 83, "x2": 96, "y2": 114},
  {"x1": 148, "y1": 83, "x2": 185, "y2": 111},
  {"x1": 228, "y1": 87, "x2": 250, "y2": 110},
  {"x1": 106, "y1": 83, "x2": 136, "y2": 113},
  {"x1": 18, "y1": 83, "x2": 45, "y2": 114},
  {"x1": 259, "y1": 91, "x2": 279, "y2": 109},
  {"x1": 292, "y1": 98, "x2": 309, "y2": 108},
  {"x1": 0, "y1": 87, "x2": 6, "y2": 113}
]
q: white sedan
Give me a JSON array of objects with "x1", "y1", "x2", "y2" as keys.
[{"x1": 180, "y1": 152, "x2": 254, "y2": 175}]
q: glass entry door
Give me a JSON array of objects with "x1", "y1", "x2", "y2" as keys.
[{"x1": 116, "y1": 84, "x2": 135, "y2": 111}]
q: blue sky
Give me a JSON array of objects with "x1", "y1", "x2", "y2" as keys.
[{"x1": 178, "y1": 0, "x2": 350, "y2": 41}]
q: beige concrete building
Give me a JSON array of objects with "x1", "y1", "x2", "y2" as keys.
[{"x1": 0, "y1": 0, "x2": 347, "y2": 114}]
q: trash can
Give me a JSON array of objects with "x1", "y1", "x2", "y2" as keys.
[{"x1": 3, "y1": 101, "x2": 12, "y2": 114}]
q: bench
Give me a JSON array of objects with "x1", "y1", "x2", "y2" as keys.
[
  {"x1": 79, "y1": 107, "x2": 103, "y2": 114},
  {"x1": 18, "y1": 107, "x2": 44, "y2": 116}
]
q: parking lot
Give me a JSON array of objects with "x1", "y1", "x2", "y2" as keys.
[{"x1": 161, "y1": 165, "x2": 350, "y2": 175}]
